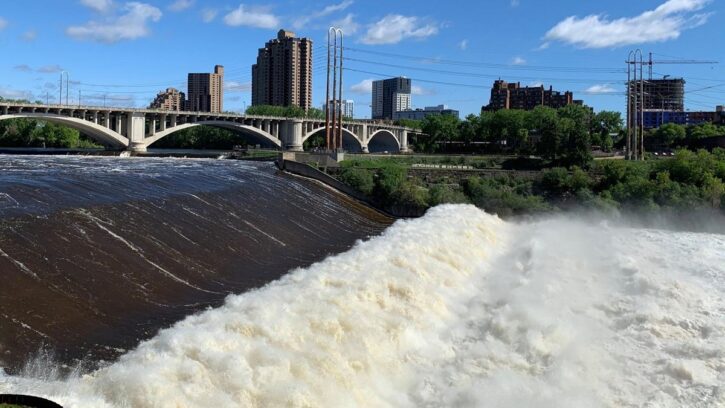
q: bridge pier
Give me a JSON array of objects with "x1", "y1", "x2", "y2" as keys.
[
  {"x1": 283, "y1": 119, "x2": 304, "y2": 152},
  {"x1": 126, "y1": 112, "x2": 148, "y2": 152}
]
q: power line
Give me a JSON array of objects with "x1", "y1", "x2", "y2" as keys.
[
  {"x1": 345, "y1": 57, "x2": 624, "y2": 85},
  {"x1": 344, "y1": 46, "x2": 624, "y2": 74}
]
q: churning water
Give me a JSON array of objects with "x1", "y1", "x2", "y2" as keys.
[{"x1": 1, "y1": 202, "x2": 724, "y2": 407}]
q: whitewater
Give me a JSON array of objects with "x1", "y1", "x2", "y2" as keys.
[{"x1": 1, "y1": 205, "x2": 724, "y2": 407}]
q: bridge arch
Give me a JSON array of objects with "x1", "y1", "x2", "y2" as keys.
[
  {"x1": 0, "y1": 113, "x2": 129, "y2": 148},
  {"x1": 144, "y1": 121, "x2": 282, "y2": 149},
  {"x1": 302, "y1": 127, "x2": 363, "y2": 153},
  {"x1": 367, "y1": 130, "x2": 401, "y2": 153}
]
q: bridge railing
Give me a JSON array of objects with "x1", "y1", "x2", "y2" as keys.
[{"x1": 0, "y1": 102, "x2": 420, "y2": 132}]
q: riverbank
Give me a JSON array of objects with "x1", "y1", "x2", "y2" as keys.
[{"x1": 280, "y1": 150, "x2": 725, "y2": 229}]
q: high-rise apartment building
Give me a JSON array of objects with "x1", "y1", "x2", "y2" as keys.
[
  {"x1": 187, "y1": 65, "x2": 224, "y2": 113},
  {"x1": 484, "y1": 80, "x2": 577, "y2": 111},
  {"x1": 252, "y1": 30, "x2": 313, "y2": 111},
  {"x1": 149, "y1": 88, "x2": 185, "y2": 111},
  {"x1": 372, "y1": 77, "x2": 411, "y2": 120}
]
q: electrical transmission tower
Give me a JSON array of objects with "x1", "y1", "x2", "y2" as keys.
[
  {"x1": 325, "y1": 27, "x2": 344, "y2": 152},
  {"x1": 626, "y1": 51, "x2": 717, "y2": 161}
]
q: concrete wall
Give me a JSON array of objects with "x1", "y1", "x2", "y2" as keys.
[{"x1": 279, "y1": 159, "x2": 371, "y2": 204}]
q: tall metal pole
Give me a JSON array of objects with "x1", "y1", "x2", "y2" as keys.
[
  {"x1": 336, "y1": 28, "x2": 344, "y2": 151},
  {"x1": 632, "y1": 50, "x2": 641, "y2": 161},
  {"x1": 639, "y1": 51, "x2": 645, "y2": 160},
  {"x1": 325, "y1": 27, "x2": 333, "y2": 151},
  {"x1": 626, "y1": 51, "x2": 633, "y2": 160},
  {"x1": 331, "y1": 30, "x2": 339, "y2": 151},
  {"x1": 65, "y1": 73, "x2": 70, "y2": 106}
]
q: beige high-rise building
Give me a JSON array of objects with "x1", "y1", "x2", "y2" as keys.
[
  {"x1": 149, "y1": 87, "x2": 185, "y2": 111},
  {"x1": 187, "y1": 65, "x2": 224, "y2": 113},
  {"x1": 252, "y1": 30, "x2": 312, "y2": 111}
]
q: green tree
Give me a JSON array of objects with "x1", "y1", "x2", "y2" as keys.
[
  {"x1": 420, "y1": 114, "x2": 460, "y2": 153},
  {"x1": 656, "y1": 123, "x2": 686, "y2": 147},
  {"x1": 529, "y1": 106, "x2": 561, "y2": 160}
]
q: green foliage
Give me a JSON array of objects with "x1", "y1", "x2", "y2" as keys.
[
  {"x1": 463, "y1": 176, "x2": 550, "y2": 216},
  {"x1": 244, "y1": 105, "x2": 321, "y2": 118},
  {"x1": 394, "y1": 118, "x2": 423, "y2": 130},
  {"x1": 428, "y1": 185, "x2": 470, "y2": 206},
  {"x1": 373, "y1": 165, "x2": 408, "y2": 205},
  {"x1": 655, "y1": 123, "x2": 687, "y2": 147},
  {"x1": 339, "y1": 167, "x2": 374, "y2": 196},
  {"x1": 153, "y1": 125, "x2": 278, "y2": 149},
  {"x1": 0, "y1": 119, "x2": 101, "y2": 148},
  {"x1": 419, "y1": 114, "x2": 461, "y2": 153}
]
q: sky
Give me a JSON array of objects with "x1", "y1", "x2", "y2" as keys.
[{"x1": 0, "y1": 0, "x2": 724, "y2": 118}]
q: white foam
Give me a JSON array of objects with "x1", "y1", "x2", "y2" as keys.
[{"x1": 1, "y1": 205, "x2": 724, "y2": 408}]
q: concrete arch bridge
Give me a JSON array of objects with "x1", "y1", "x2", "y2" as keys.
[{"x1": 0, "y1": 102, "x2": 419, "y2": 153}]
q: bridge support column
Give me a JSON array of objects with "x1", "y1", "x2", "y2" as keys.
[
  {"x1": 170, "y1": 115, "x2": 177, "y2": 127},
  {"x1": 126, "y1": 112, "x2": 147, "y2": 152},
  {"x1": 282, "y1": 119, "x2": 304, "y2": 152},
  {"x1": 400, "y1": 130, "x2": 409, "y2": 153},
  {"x1": 149, "y1": 119, "x2": 156, "y2": 136},
  {"x1": 160, "y1": 115, "x2": 167, "y2": 131}
]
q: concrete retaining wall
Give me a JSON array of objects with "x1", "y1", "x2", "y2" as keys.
[{"x1": 278, "y1": 159, "x2": 373, "y2": 205}]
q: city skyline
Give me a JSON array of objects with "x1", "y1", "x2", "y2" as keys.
[{"x1": 0, "y1": 0, "x2": 723, "y2": 117}]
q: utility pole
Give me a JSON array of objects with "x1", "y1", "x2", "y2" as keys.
[
  {"x1": 626, "y1": 50, "x2": 645, "y2": 160},
  {"x1": 326, "y1": 27, "x2": 344, "y2": 152}
]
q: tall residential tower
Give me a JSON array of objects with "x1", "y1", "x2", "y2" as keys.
[
  {"x1": 252, "y1": 30, "x2": 313, "y2": 111},
  {"x1": 187, "y1": 65, "x2": 224, "y2": 113}
]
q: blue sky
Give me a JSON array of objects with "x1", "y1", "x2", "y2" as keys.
[{"x1": 1, "y1": 0, "x2": 724, "y2": 118}]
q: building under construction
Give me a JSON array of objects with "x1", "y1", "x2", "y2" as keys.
[{"x1": 628, "y1": 77, "x2": 685, "y2": 111}]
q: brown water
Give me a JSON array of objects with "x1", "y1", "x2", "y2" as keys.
[{"x1": 0, "y1": 155, "x2": 391, "y2": 373}]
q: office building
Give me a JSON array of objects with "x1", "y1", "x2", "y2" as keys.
[
  {"x1": 393, "y1": 105, "x2": 459, "y2": 121},
  {"x1": 484, "y1": 80, "x2": 577, "y2": 111},
  {"x1": 252, "y1": 30, "x2": 313, "y2": 111},
  {"x1": 372, "y1": 77, "x2": 411, "y2": 120},
  {"x1": 149, "y1": 88, "x2": 185, "y2": 111},
  {"x1": 187, "y1": 65, "x2": 224, "y2": 113}
]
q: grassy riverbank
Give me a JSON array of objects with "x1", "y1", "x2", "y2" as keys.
[{"x1": 331, "y1": 149, "x2": 725, "y2": 218}]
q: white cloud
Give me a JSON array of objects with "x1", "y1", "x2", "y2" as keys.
[
  {"x1": 544, "y1": 0, "x2": 712, "y2": 48},
  {"x1": 458, "y1": 39, "x2": 468, "y2": 50},
  {"x1": 585, "y1": 84, "x2": 618, "y2": 94},
  {"x1": 80, "y1": 0, "x2": 114, "y2": 12},
  {"x1": 168, "y1": 0, "x2": 194, "y2": 12},
  {"x1": 294, "y1": 0, "x2": 354, "y2": 30},
  {"x1": 37, "y1": 65, "x2": 64, "y2": 74},
  {"x1": 0, "y1": 17, "x2": 7, "y2": 30},
  {"x1": 21, "y1": 30, "x2": 37, "y2": 42},
  {"x1": 411, "y1": 85, "x2": 434, "y2": 96},
  {"x1": 13, "y1": 64, "x2": 64, "y2": 74},
  {"x1": 350, "y1": 79, "x2": 374, "y2": 94},
  {"x1": 361, "y1": 15, "x2": 438, "y2": 45},
  {"x1": 223, "y1": 4, "x2": 279, "y2": 29},
  {"x1": 511, "y1": 0, "x2": 520, "y2": 6},
  {"x1": 66, "y1": 2, "x2": 162, "y2": 43},
  {"x1": 331, "y1": 13, "x2": 359, "y2": 35},
  {"x1": 225, "y1": 81, "x2": 251, "y2": 92},
  {"x1": 511, "y1": 56, "x2": 526, "y2": 65},
  {"x1": 201, "y1": 8, "x2": 218, "y2": 23}
]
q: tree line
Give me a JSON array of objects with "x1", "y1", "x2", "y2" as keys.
[{"x1": 402, "y1": 105, "x2": 623, "y2": 167}]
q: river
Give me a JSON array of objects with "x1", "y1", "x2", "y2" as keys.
[{"x1": 1, "y1": 156, "x2": 724, "y2": 407}]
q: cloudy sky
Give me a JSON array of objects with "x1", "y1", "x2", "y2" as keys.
[{"x1": 0, "y1": 0, "x2": 723, "y2": 117}]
